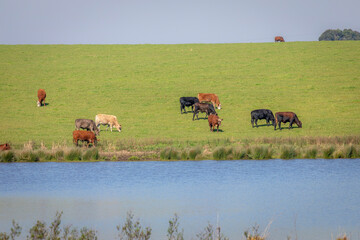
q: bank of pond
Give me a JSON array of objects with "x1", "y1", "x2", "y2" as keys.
[{"x1": 1, "y1": 136, "x2": 359, "y2": 162}]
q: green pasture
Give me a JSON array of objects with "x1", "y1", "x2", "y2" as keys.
[{"x1": 0, "y1": 42, "x2": 359, "y2": 147}]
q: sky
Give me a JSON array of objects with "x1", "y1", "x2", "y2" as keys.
[{"x1": 1, "y1": 0, "x2": 360, "y2": 44}]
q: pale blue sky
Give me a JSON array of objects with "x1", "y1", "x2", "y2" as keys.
[{"x1": 1, "y1": 0, "x2": 360, "y2": 44}]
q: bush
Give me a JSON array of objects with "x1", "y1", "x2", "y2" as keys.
[
  {"x1": 233, "y1": 148, "x2": 247, "y2": 160},
  {"x1": 280, "y1": 146, "x2": 297, "y2": 159},
  {"x1": 188, "y1": 147, "x2": 202, "y2": 160},
  {"x1": 82, "y1": 149, "x2": 100, "y2": 161},
  {"x1": 212, "y1": 147, "x2": 227, "y2": 160},
  {"x1": 128, "y1": 156, "x2": 140, "y2": 161},
  {"x1": 0, "y1": 151, "x2": 17, "y2": 162},
  {"x1": 19, "y1": 151, "x2": 39, "y2": 162},
  {"x1": 65, "y1": 149, "x2": 82, "y2": 161},
  {"x1": 345, "y1": 145, "x2": 357, "y2": 158},
  {"x1": 117, "y1": 211, "x2": 152, "y2": 240},
  {"x1": 251, "y1": 146, "x2": 272, "y2": 160},
  {"x1": 54, "y1": 150, "x2": 64, "y2": 160},
  {"x1": 319, "y1": 29, "x2": 360, "y2": 41},
  {"x1": 305, "y1": 147, "x2": 318, "y2": 159},
  {"x1": 323, "y1": 146, "x2": 335, "y2": 159},
  {"x1": 160, "y1": 147, "x2": 179, "y2": 160}
]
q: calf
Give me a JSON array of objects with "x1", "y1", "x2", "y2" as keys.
[
  {"x1": 73, "y1": 130, "x2": 98, "y2": 147},
  {"x1": 95, "y1": 114, "x2": 122, "y2": 132},
  {"x1": 75, "y1": 119, "x2": 100, "y2": 136},
  {"x1": 37, "y1": 89, "x2": 46, "y2": 107},
  {"x1": 0, "y1": 143, "x2": 11, "y2": 151},
  {"x1": 180, "y1": 97, "x2": 199, "y2": 114},
  {"x1": 251, "y1": 109, "x2": 275, "y2": 128},
  {"x1": 275, "y1": 112, "x2": 302, "y2": 130},
  {"x1": 208, "y1": 114, "x2": 223, "y2": 132},
  {"x1": 193, "y1": 102, "x2": 217, "y2": 121}
]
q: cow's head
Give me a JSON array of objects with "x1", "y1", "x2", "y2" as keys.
[
  {"x1": 217, "y1": 104, "x2": 221, "y2": 110},
  {"x1": 37, "y1": 101, "x2": 41, "y2": 107},
  {"x1": 217, "y1": 118, "x2": 223, "y2": 126},
  {"x1": 116, "y1": 124, "x2": 122, "y2": 132},
  {"x1": 297, "y1": 121, "x2": 302, "y2": 128}
]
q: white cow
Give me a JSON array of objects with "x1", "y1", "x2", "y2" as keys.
[{"x1": 95, "y1": 114, "x2": 122, "y2": 132}]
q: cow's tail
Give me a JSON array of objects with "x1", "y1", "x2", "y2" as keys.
[{"x1": 275, "y1": 113, "x2": 279, "y2": 129}]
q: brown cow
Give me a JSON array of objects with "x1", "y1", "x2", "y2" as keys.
[
  {"x1": 73, "y1": 130, "x2": 98, "y2": 147},
  {"x1": 0, "y1": 143, "x2": 11, "y2": 151},
  {"x1": 208, "y1": 114, "x2": 223, "y2": 132},
  {"x1": 274, "y1": 112, "x2": 302, "y2": 130},
  {"x1": 198, "y1": 93, "x2": 221, "y2": 109},
  {"x1": 275, "y1": 36, "x2": 285, "y2": 42},
  {"x1": 37, "y1": 89, "x2": 46, "y2": 107}
]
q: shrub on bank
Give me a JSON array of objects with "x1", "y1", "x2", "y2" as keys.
[
  {"x1": 19, "y1": 151, "x2": 39, "y2": 162},
  {"x1": 65, "y1": 149, "x2": 82, "y2": 161},
  {"x1": 0, "y1": 151, "x2": 17, "y2": 162},
  {"x1": 322, "y1": 146, "x2": 335, "y2": 159},
  {"x1": 82, "y1": 149, "x2": 100, "y2": 161},
  {"x1": 160, "y1": 147, "x2": 179, "y2": 160},
  {"x1": 280, "y1": 146, "x2": 297, "y2": 159}
]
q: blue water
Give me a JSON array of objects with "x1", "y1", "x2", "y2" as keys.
[{"x1": 0, "y1": 159, "x2": 359, "y2": 240}]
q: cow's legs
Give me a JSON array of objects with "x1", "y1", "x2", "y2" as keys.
[
  {"x1": 217, "y1": 125, "x2": 219, "y2": 132},
  {"x1": 255, "y1": 119, "x2": 258, "y2": 127},
  {"x1": 251, "y1": 118, "x2": 254, "y2": 128},
  {"x1": 289, "y1": 119, "x2": 294, "y2": 129},
  {"x1": 266, "y1": 118, "x2": 270, "y2": 126},
  {"x1": 279, "y1": 122, "x2": 282, "y2": 130},
  {"x1": 110, "y1": 124, "x2": 113, "y2": 132}
]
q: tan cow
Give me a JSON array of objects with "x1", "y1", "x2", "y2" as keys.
[
  {"x1": 95, "y1": 114, "x2": 122, "y2": 132},
  {"x1": 198, "y1": 93, "x2": 221, "y2": 109}
]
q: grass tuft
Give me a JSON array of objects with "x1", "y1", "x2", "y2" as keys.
[
  {"x1": 322, "y1": 146, "x2": 335, "y2": 159},
  {"x1": 0, "y1": 151, "x2": 17, "y2": 162},
  {"x1": 280, "y1": 146, "x2": 297, "y2": 159},
  {"x1": 65, "y1": 149, "x2": 82, "y2": 161}
]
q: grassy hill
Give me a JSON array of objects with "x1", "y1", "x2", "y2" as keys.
[{"x1": 0, "y1": 42, "x2": 359, "y2": 148}]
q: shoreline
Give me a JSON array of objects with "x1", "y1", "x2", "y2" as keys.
[{"x1": 1, "y1": 136, "x2": 359, "y2": 162}]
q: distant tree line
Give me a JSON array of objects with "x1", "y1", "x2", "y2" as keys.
[{"x1": 319, "y1": 29, "x2": 360, "y2": 41}]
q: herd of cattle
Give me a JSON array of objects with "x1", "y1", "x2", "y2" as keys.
[
  {"x1": 0, "y1": 88, "x2": 302, "y2": 150},
  {"x1": 180, "y1": 93, "x2": 302, "y2": 133}
]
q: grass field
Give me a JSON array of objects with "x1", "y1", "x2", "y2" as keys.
[{"x1": 0, "y1": 41, "x2": 359, "y2": 149}]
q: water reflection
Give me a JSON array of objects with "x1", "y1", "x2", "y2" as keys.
[{"x1": 0, "y1": 160, "x2": 359, "y2": 239}]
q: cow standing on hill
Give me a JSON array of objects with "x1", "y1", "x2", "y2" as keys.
[
  {"x1": 275, "y1": 36, "x2": 285, "y2": 42},
  {"x1": 275, "y1": 112, "x2": 302, "y2": 130},
  {"x1": 193, "y1": 102, "x2": 217, "y2": 121},
  {"x1": 95, "y1": 114, "x2": 122, "y2": 132},
  {"x1": 208, "y1": 114, "x2": 223, "y2": 132},
  {"x1": 75, "y1": 119, "x2": 100, "y2": 135},
  {"x1": 37, "y1": 89, "x2": 46, "y2": 107},
  {"x1": 180, "y1": 97, "x2": 199, "y2": 114},
  {"x1": 73, "y1": 130, "x2": 98, "y2": 147},
  {"x1": 251, "y1": 109, "x2": 275, "y2": 128},
  {"x1": 198, "y1": 93, "x2": 221, "y2": 110}
]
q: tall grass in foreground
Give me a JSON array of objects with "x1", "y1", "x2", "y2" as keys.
[{"x1": 0, "y1": 211, "x2": 352, "y2": 240}]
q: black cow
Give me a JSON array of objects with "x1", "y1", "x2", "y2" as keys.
[
  {"x1": 251, "y1": 109, "x2": 275, "y2": 128},
  {"x1": 180, "y1": 97, "x2": 199, "y2": 114},
  {"x1": 193, "y1": 102, "x2": 217, "y2": 121},
  {"x1": 75, "y1": 119, "x2": 100, "y2": 136}
]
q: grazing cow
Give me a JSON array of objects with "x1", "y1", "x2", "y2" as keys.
[
  {"x1": 275, "y1": 36, "x2": 285, "y2": 42},
  {"x1": 198, "y1": 93, "x2": 221, "y2": 110},
  {"x1": 208, "y1": 114, "x2": 223, "y2": 132},
  {"x1": 0, "y1": 143, "x2": 11, "y2": 151},
  {"x1": 37, "y1": 89, "x2": 46, "y2": 107},
  {"x1": 180, "y1": 97, "x2": 199, "y2": 114},
  {"x1": 193, "y1": 102, "x2": 217, "y2": 121},
  {"x1": 251, "y1": 109, "x2": 275, "y2": 128},
  {"x1": 95, "y1": 114, "x2": 122, "y2": 132},
  {"x1": 75, "y1": 119, "x2": 100, "y2": 136},
  {"x1": 275, "y1": 112, "x2": 302, "y2": 130},
  {"x1": 73, "y1": 130, "x2": 98, "y2": 147}
]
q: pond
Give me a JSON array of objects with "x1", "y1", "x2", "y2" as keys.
[{"x1": 0, "y1": 159, "x2": 359, "y2": 239}]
